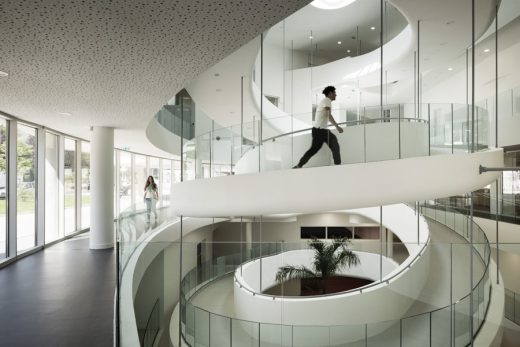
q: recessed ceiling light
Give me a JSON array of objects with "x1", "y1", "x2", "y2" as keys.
[
  {"x1": 447, "y1": 67, "x2": 453, "y2": 71},
  {"x1": 0, "y1": 71, "x2": 8, "y2": 77},
  {"x1": 311, "y1": 0, "x2": 357, "y2": 10},
  {"x1": 483, "y1": 48, "x2": 490, "y2": 53},
  {"x1": 347, "y1": 49, "x2": 351, "y2": 53},
  {"x1": 337, "y1": 41, "x2": 342, "y2": 45},
  {"x1": 370, "y1": 26, "x2": 376, "y2": 30},
  {"x1": 58, "y1": 112, "x2": 72, "y2": 116}
]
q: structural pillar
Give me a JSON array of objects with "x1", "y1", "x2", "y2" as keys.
[{"x1": 90, "y1": 126, "x2": 114, "y2": 249}]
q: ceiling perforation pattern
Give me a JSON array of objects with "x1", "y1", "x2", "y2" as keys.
[{"x1": 0, "y1": 0, "x2": 309, "y2": 144}]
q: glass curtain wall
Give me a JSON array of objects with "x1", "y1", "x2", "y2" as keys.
[
  {"x1": 161, "y1": 159, "x2": 172, "y2": 206},
  {"x1": 133, "y1": 155, "x2": 147, "y2": 207},
  {"x1": 81, "y1": 142, "x2": 90, "y2": 229},
  {"x1": 149, "y1": 157, "x2": 160, "y2": 198},
  {"x1": 64, "y1": 138, "x2": 76, "y2": 235},
  {"x1": 17, "y1": 124, "x2": 37, "y2": 252},
  {"x1": 119, "y1": 151, "x2": 132, "y2": 212},
  {"x1": 0, "y1": 119, "x2": 7, "y2": 258},
  {"x1": 45, "y1": 133, "x2": 60, "y2": 243}
]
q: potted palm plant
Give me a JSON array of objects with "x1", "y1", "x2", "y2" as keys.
[{"x1": 275, "y1": 238, "x2": 360, "y2": 295}]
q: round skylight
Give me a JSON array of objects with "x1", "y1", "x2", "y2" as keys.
[{"x1": 311, "y1": 0, "x2": 357, "y2": 10}]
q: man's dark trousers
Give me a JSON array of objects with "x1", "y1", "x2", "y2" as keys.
[{"x1": 297, "y1": 127, "x2": 341, "y2": 167}]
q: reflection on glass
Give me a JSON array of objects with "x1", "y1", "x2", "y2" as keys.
[
  {"x1": 81, "y1": 142, "x2": 90, "y2": 229},
  {"x1": 45, "y1": 133, "x2": 60, "y2": 243},
  {"x1": 119, "y1": 151, "x2": 132, "y2": 212},
  {"x1": 0, "y1": 119, "x2": 7, "y2": 258},
  {"x1": 17, "y1": 124, "x2": 36, "y2": 252},
  {"x1": 64, "y1": 138, "x2": 76, "y2": 234}
]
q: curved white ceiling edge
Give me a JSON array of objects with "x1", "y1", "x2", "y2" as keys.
[
  {"x1": 172, "y1": 149, "x2": 503, "y2": 217},
  {"x1": 145, "y1": 115, "x2": 182, "y2": 156}
]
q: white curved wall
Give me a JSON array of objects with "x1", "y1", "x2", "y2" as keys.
[
  {"x1": 233, "y1": 243, "x2": 430, "y2": 327},
  {"x1": 233, "y1": 204, "x2": 430, "y2": 327},
  {"x1": 172, "y1": 149, "x2": 503, "y2": 217}
]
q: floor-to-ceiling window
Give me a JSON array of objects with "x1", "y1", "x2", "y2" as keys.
[
  {"x1": 64, "y1": 138, "x2": 76, "y2": 234},
  {"x1": 161, "y1": 159, "x2": 172, "y2": 206},
  {"x1": 17, "y1": 124, "x2": 37, "y2": 252},
  {"x1": 133, "y1": 154, "x2": 147, "y2": 207},
  {"x1": 149, "y1": 157, "x2": 160, "y2": 204},
  {"x1": 81, "y1": 142, "x2": 90, "y2": 229},
  {"x1": 119, "y1": 151, "x2": 132, "y2": 212},
  {"x1": 45, "y1": 132, "x2": 60, "y2": 243},
  {"x1": 0, "y1": 119, "x2": 7, "y2": 258}
]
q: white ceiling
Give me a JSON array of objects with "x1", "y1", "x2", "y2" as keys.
[
  {"x1": 266, "y1": 0, "x2": 407, "y2": 62},
  {"x1": 0, "y1": 0, "x2": 310, "y2": 156}
]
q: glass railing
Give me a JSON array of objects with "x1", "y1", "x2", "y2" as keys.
[
  {"x1": 505, "y1": 288, "x2": 520, "y2": 325},
  {"x1": 435, "y1": 193, "x2": 520, "y2": 225},
  {"x1": 117, "y1": 202, "x2": 177, "y2": 274},
  {"x1": 117, "y1": 202, "x2": 179, "y2": 347},
  {"x1": 176, "y1": 103, "x2": 489, "y2": 179},
  {"x1": 174, "y1": 205, "x2": 491, "y2": 347},
  {"x1": 142, "y1": 298, "x2": 160, "y2": 347}
]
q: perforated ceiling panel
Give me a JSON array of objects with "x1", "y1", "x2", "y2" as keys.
[{"x1": 0, "y1": 0, "x2": 309, "y2": 151}]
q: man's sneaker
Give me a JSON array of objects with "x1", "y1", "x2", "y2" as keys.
[{"x1": 292, "y1": 165, "x2": 301, "y2": 169}]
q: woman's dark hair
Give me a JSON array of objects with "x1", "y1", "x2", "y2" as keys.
[
  {"x1": 322, "y1": 86, "x2": 336, "y2": 96},
  {"x1": 145, "y1": 176, "x2": 157, "y2": 190}
]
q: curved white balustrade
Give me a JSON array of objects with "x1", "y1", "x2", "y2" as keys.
[
  {"x1": 238, "y1": 250, "x2": 398, "y2": 294},
  {"x1": 233, "y1": 204, "x2": 430, "y2": 327},
  {"x1": 172, "y1": 149, "x2": 503, "y2": 217}
]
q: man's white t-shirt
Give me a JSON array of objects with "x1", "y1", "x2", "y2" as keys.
[{"x1": 313, "y1": 97, "x2": 332, "y2": 129}]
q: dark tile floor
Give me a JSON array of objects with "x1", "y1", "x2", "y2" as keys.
[{"x1": 0, "y1": 234, "x2": 114, "y2": 347}]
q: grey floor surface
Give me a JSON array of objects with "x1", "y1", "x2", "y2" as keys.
[{"x1": 0, "y1": 234, "x2": 115, "y2": 347}]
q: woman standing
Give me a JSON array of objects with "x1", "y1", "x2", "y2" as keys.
[{"x1": 144, "y1": 176, "x2": 159, "y2": 222}]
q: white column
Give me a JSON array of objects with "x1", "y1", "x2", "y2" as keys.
[{"x1": 90, "y1": 127, "x2": 114, "y2": 249}]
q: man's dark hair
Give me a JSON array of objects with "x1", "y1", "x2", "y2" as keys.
[{"x1": 322, "y1": 86, "x2": 336, "y2": 96}]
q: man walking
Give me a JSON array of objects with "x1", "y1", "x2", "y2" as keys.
[{"x1": 294, "y1": 86, "x2": 343, "y2": 168}]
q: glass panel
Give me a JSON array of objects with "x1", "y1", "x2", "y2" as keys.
[
  {"x1": 453, "y1": 295, "x2": 470, "y2": 347},
  {"x1": 133, "y1": 154, "x2": 147, "y2": 206},
  {"x1": 232, "y1": 319, "x2": 259, "y2": 347},
  {"x1": 185, "y1": 303, "x2": 195, "y2": 345},
  {"x1": 293, "y1": 326, "x2": 329, "y2": 347},
  {"x1": 64, "y1": 138, "x2": 76, "y2": 234},
  {"x1": 367, "y1": 320, "x2": 399, "y2": 347},
  {"x1": 17, "y1": 124, "x2": 36, "y2": 252},
  {"x1": 260, "y1": 323, "x2": 292, "y2": 347},
  {"x1": 0, "y1": 119, "x2": 6, "y2": 258},
  {"x1": 431, "y1": 307, "x2": 451, "y2": 347},
  {"x1": 401, "y1": 314, "x2": 429, "y2": 347},
  {"x1": 330, "y1": 324, "x2": 365, "y2": 347},
  {"x1": 119, "y1": 151, "x2": 132, "y2": 212},
  {"x1": 210, "y1": 314, "x2": 231, "y2": 347},
  {"x1": 81, "y1": 142, "x2": 90, "y2": 229},
  {"x1": 45, "y1": 133, "x2": 60, "y2": 243}
]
